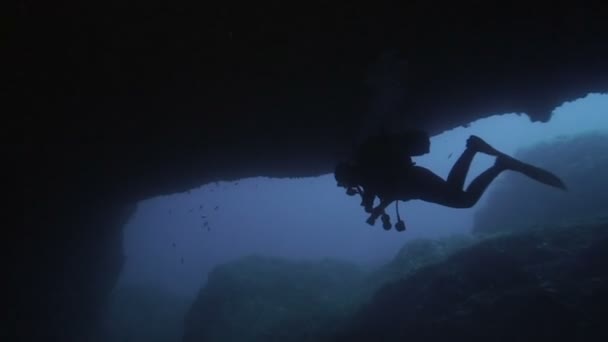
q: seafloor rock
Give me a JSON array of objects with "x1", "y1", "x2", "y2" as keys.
[
  {"x1": 183, "y1": 221, "x2": 608, "y2": 342},
  {"x1": 474, "y1": 132, "x2": 608, "y2": 235},
  {"x1": 363, "y1": 235, "x2": 475, "y2": 295},
  {"x1": 182, "y1": 236, "x2": 474, "y2": 342},
  {"x1": 336, "y1": 221, "x2": 608, "y2": 342},
  {"x1": 182, "y1": 256, "x2": 365, "y2": 342}
]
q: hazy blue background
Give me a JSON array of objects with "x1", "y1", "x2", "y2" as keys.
[{"x1": 116, "y1": 93, "x2": 607, "y2": 299}]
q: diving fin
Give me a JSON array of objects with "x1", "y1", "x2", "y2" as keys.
[{"x1": 498, "y1": 154, "x2": 567, "y2": 190}]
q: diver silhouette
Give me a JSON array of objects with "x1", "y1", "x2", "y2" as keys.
[{"x1": 335, "y1": 130, "x2": 566, "y2": 231}]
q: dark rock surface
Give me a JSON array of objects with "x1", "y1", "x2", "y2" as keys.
[
  {"x1": 181, "y1": 236, "x2": 472, "y2": 342},
  {"x1": 14, "y1": 2, "x2": 608, "y2": 340},
  {"x1": 363, "y1": 235, "x2": 475, "y2": 295},
  {"x1": 182, "y1": 222, "x2": 608, "y2": 342},
  {"x1": 336, "y1": 222, "x2": 608, "y2": 342},
  {"x1": 474, "y1": 132, "x2": 608, "y2": 235},
  {"x1": 17, "y1": 196, "x2": 135, "y2": 341}
]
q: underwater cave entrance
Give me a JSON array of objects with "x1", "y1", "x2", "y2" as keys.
[{"x1": 105, "y1": 92, "x2": 607, "y2": 341}]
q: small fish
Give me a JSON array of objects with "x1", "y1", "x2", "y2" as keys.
[
  {"x1": 201, "y1": 215, "x2": 206, "y2": 219},
  {"x1": 234, "y1": 182, "x2": 239, "y2": 185},
  {"x1": 448, "y1": 152, "x2": 453, "y2": 159},
  {"x1": 199, "y1": 205, "x2": 203, "y2": 209},
  {"x1": 214, "y1": 205, "x2": 219, "y2": 211},
  {"x1": 172, "y1": 242, "x2": 176, "y2": 248}
]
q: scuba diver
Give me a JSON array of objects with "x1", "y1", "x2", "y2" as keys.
[{"x1": 335, "y1": 129, "x2": 566, "y2": 231}]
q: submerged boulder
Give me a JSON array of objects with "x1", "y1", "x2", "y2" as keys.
[{"x1": 336, "y1": 221, "x2": 608, "y2": 342}]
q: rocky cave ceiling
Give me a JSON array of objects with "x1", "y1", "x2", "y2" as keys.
[{"x1": 18, "y1": 1, "x2": 608, "y2": 199}]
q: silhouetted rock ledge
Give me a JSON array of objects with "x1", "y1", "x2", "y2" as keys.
[{"x1": 184, "y1": 220, "x2": 608, "y2": 342}]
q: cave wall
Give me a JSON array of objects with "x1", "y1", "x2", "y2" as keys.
[
  {"x1": 19, "y1": 167, "x2": 135, "y2": 340},
  {"x1": 14, "y1": 1, "x2": 608, "y2": 340}
]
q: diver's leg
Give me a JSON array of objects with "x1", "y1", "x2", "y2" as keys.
[
  {"x1": 446, "y1": 135, "x2": 501, "y2": 190},
  {"x1": 467, "y1": 135, "x2": 500, "y2": 156},
  {"x1": 446, "y1": 147, "x2": 476, "y2": 190},
  {"x1": 406, "y1": 165, "x2": 503, "y2": 209},
  {"x1": 407, "y1": 167, "x2": 465, "y2": 207},
  {"x1": 459, "y1": 163, "x2": 507, "y2": 208}
]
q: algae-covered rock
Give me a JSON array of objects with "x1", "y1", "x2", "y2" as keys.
[
  {"x1": 474, "y1": 132, "x2": 608, "y2": 235},
  {"x1": 183, "y1": 256, "x2": 365, "y2": 342},
  {"x1": 336, "y1": 220, "x2": 608, "y2": 342}
]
